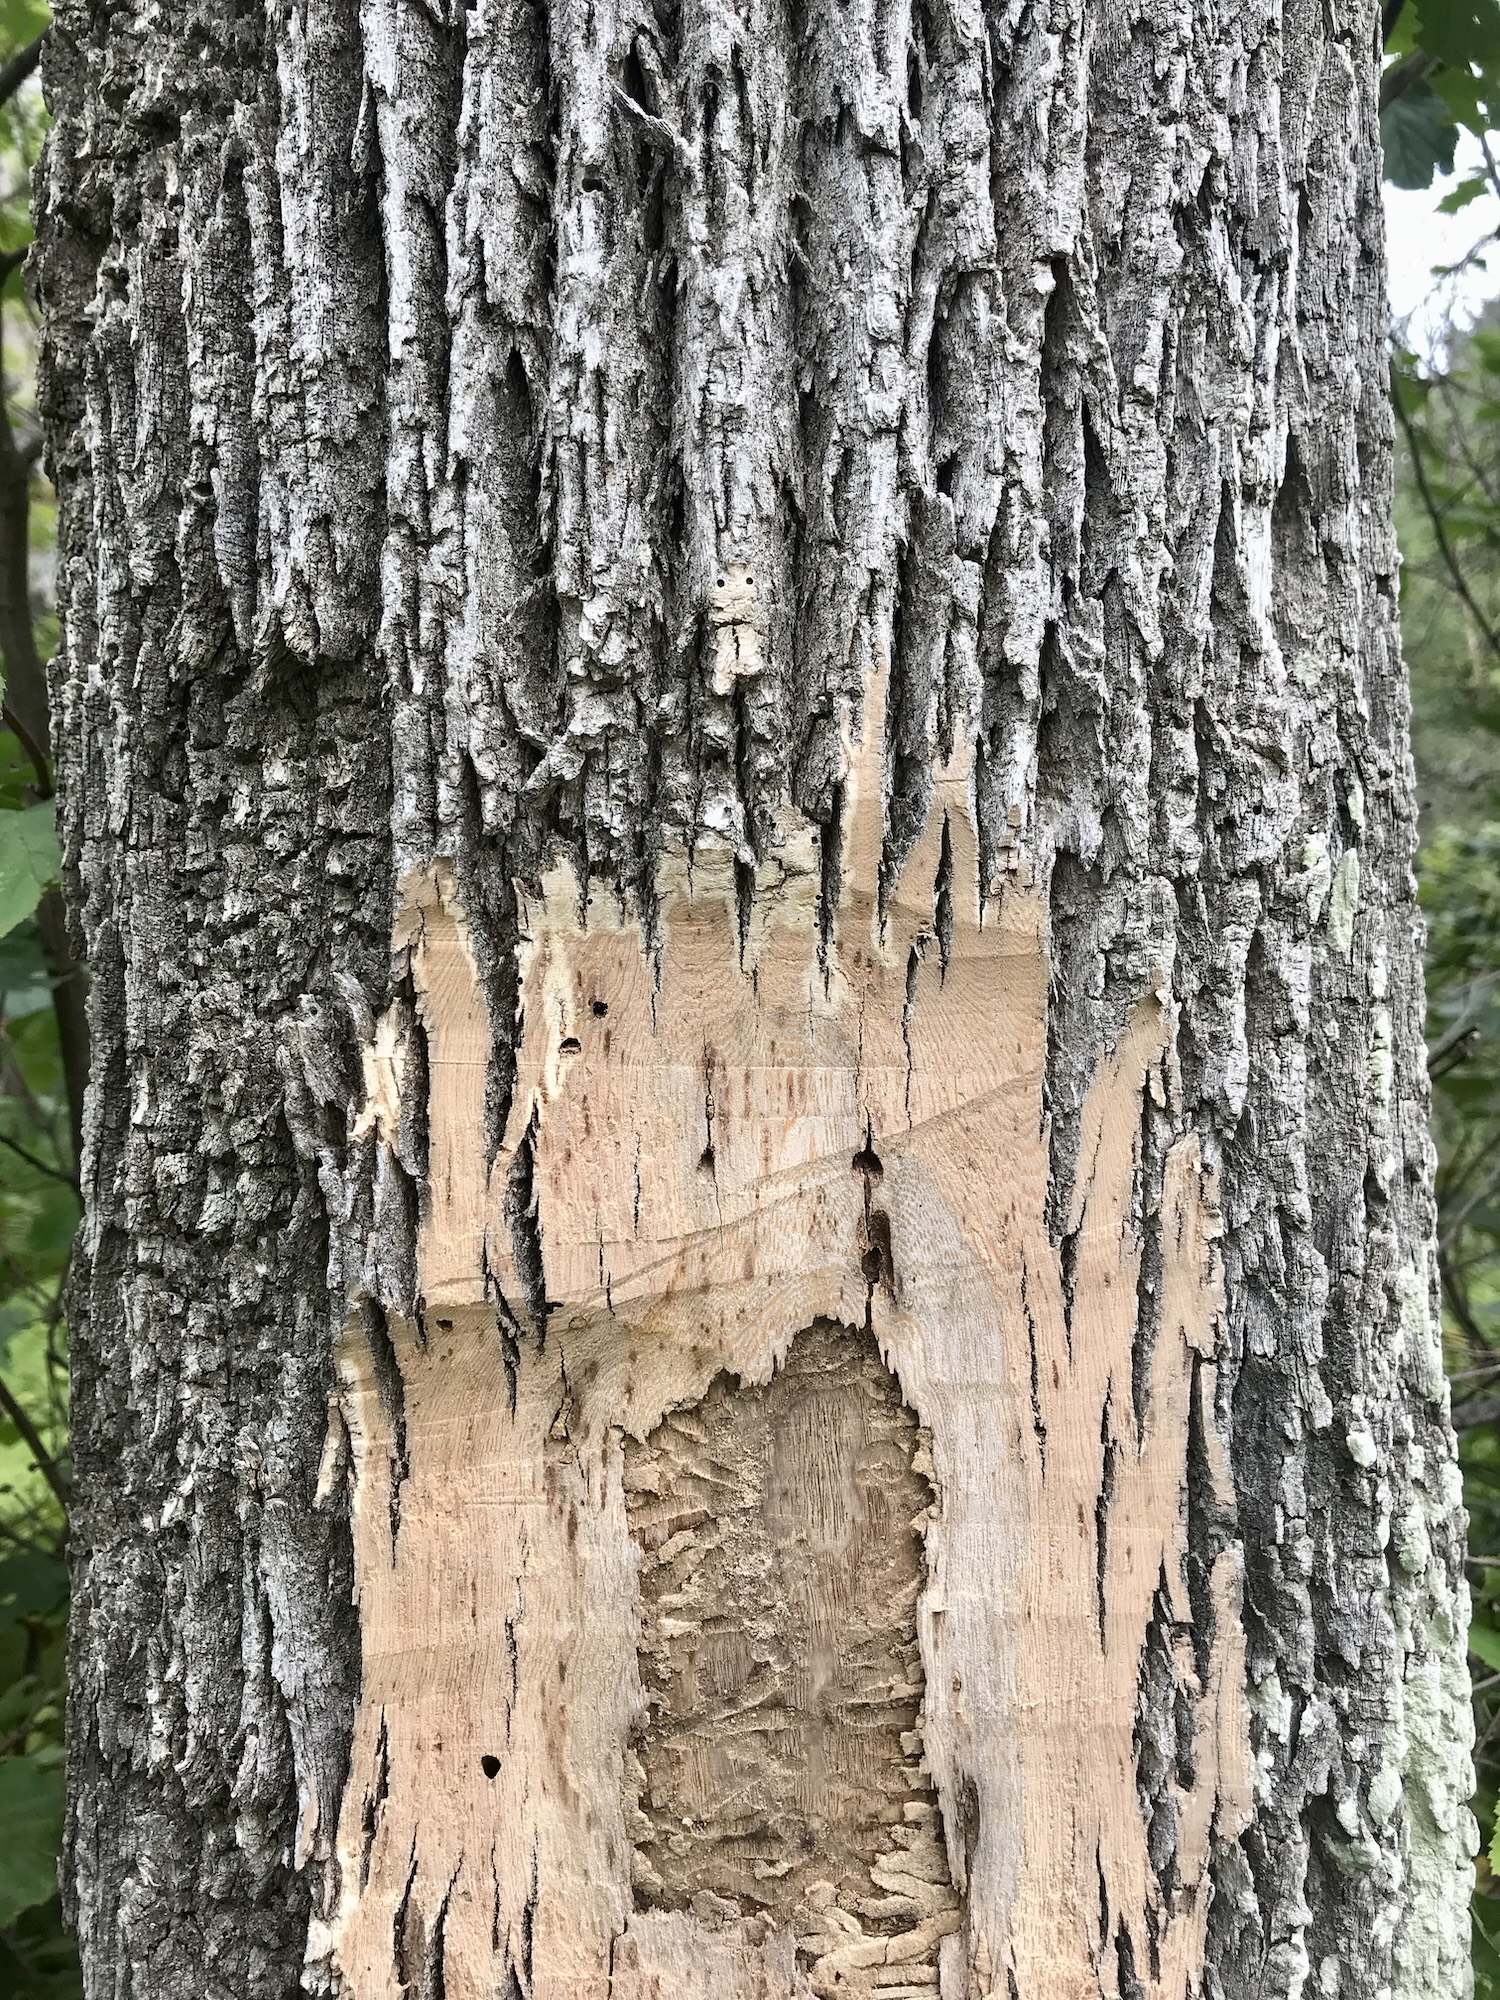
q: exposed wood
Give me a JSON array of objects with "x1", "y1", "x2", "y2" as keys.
[
  {"x1": 320, "y1": 677, "x2": 1246, "y2": 1997},
  {"x1": 624, "y1": 1317, "x2": 954, "y2": 1994}
]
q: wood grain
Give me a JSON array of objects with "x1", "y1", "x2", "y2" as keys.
[{"x1": 319, "y1": 659, "x2": 1248, "y2": 1998}]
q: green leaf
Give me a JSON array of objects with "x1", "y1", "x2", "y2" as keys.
[
  {"x1": 1477, "y1": 1894, "x2": 1500, "y2": 1997},
  {"x1": 0, "y1": 1555, "x2": 65, "y2": 1626},
  {"x1": 1393, "y1": 350, "x2": 1436, "y2": 414},
  {"x1": 1472, "y1": 1617, "x2": 1500, "y2": 1670},
  {"x1": 24, "y1": 1183, "x2": 77, "y2": 1260},
  {"x1": 1382, "y1": 74, "x2": 1461, "y2": 187},
  {"x1": 1439, "y1": 172, "x2": 1490, "y2": 212},
  {"x1": 1409, "y1": 0, "x2": 1500, "y2": 71},
  {"x1": 0, "y1": 806, "x2": 58, "y2": 938},
  {"x1": 0, "y1": 1757, "x2": 61, "y2": 1927},
  {"x1": 0, "y1": 924, "x2": 48, "y2": 1018},
  {"x1": 0, "y1": 1625, "x2": 24, "y2": 1691},
  {"x1": 1386, "y1": 4, "x2": 1421, "y2": 57}
]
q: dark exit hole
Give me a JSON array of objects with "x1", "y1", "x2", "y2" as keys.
[
  {"x1": 592, "y1": 1000, "x2": 609, "y2": 1016},
  {"x1": 852, "y1": 1139, "x2": 884, "y2": 1178},
  {"x1": 622, "y1": 42, "x2": 650, "y2": 110},
  {"x1": 480, "y1": 1754, "x2": 501, "y2": 1779},
  {"x1": 862, "y1": 1210, "x2": 894, "y2": 1287},
  {"x1": 560, "y1": 1037, "x2": 582, "y2": 1054}
]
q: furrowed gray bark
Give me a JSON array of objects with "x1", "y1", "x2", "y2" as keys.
[{"x1": 34, "y1": 0, "x2": 1472, "y2": 1997}]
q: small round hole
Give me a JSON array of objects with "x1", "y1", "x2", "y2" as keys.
[
  {"x1": 591, "y1": 1000, "x2": 609, "y2": 1017},
  {"x1": 559, "y1": 1036, "x2": 582, "y2": 1055},
  {"x1": 744, "y1": 572, "x2": 754, "y2": 584},
  {"x1": 716, "y1": 574, "x2": 726, "y2": 588},
  {"x1": 480, "y1": 1754, "x2": 501, "y2": 1780}
]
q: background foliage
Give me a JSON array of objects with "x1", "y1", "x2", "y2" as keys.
[
  {"x1": 4, "y1": 2, "x2": 1500, "y2": 1994},
  {"x1": 0, "y1": 3, "x2": 73, "y2": 1993}
]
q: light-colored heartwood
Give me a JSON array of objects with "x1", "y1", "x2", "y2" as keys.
[{"x1": 315, "y1": 662, "x2": 1248, "y2": 1999}]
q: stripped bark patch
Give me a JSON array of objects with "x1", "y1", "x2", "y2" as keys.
[
  {"x1": 624, "y1": 1321, "x2": 960, "y2": 1995},
  {"x1": 318, "y1": 664, "x2": 1250, "y2": 2000}
]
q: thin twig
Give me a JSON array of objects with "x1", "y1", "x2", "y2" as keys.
[
  {"x1": 0, "y1": 1034, "x2": 52, "y2": 1133},
  {"x1": 1473, "y1": 1703, "x2": 1500, "y2": 1767},
  {"x1": 1433, "y1": 1104, "x2": 1500, "y2": 1191},
  {"x1": 1437, "y1": 375, "x2": 1500, "y2": 517},
  {"x1": 1428, "y1": 973, "x2": 1498, "y2": 1072},
  {"x1": 0, "y1": 1510, "x2": 60, "y2": 1553},
  {"x1": 1381, "y1": 46, "x2": 1436, "y2": 112},
  {"x1": 1426, "y1": 232, "x2": 1500, "y2": 293},
  {"x1": 1, "y1": 694, "x2": 49, "y2": 792},
  {"x1": 33, "y1": 889, "x2": 86, "y2": 1173},
  {"x1": 1449, "y1": 1358, "x2": 1500, "y2": 1385},
  {"x1": 1439, "y1": 1243, "x2": 1491, "y2": 1364},
  {"x1": 0, "y1": 32, "x2": 44, "y2": 112},
  {"x1": 1440, "y1": 1106, "x2": 1500, "y2": 1184},
  {"x1": 1394, "y1": 378, "x2": 1500, "y2": 665},
  {"x1": 0, "y1": 1370, "x2": 68, "y2": 1510},
  {"x1": 1479, "y1": 131, "x2": 1500, "y2": 212},
  {"x1": 1438, "y1": 1116, "x2": 1490, "y2": 1188},
  {"x1": 1441, "y1": 1145, "x2": 1500, "y2": 1253},
  {"x1": 44, "y1": 1248, "x2": 69, "y2": 1338},
  {"x1": 0, "y1": 284, "x2": 91, "y2": 1167},
  {"x1": 0, "y1": 1126, "x2": 77, "y2": 1192}
]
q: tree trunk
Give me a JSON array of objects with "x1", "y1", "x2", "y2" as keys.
[{"x1": 33, "y1": 0, "x2": 1473, "y2": 1996}]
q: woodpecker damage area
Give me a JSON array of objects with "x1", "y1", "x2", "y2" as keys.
[
  {"x1": 313, "y1": 679, "x2": 1249, "y2": 2000},
  {"x1": 625, "y1": 1322, "x2": 961, "y2": 1998}
]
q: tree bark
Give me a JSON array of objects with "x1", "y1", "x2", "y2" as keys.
[{"x1": 33, "y1": 1, "x2": 1472, "y2": 1997}]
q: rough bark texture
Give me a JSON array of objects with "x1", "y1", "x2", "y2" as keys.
[{"x1": 33, "y1": 0, "x2": 1473, "y2": 1996}]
